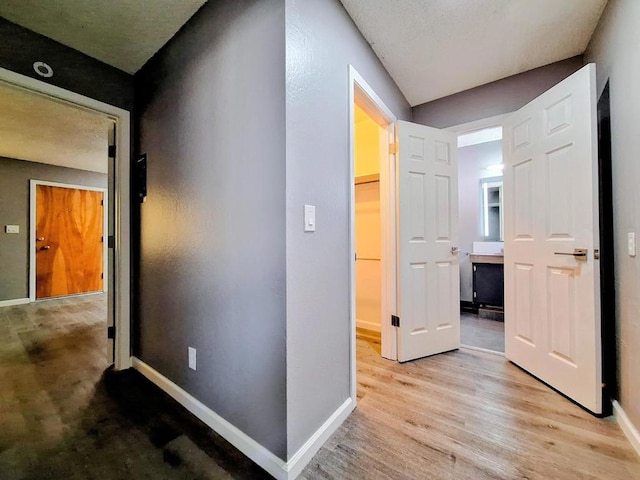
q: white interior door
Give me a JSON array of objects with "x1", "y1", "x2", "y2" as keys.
[
  {"x1": 503, "y1": 63, "x2": 602, "y2": 413},
  {"x1": 397, "y1": 121, "x2": 460, "y2": 362}
]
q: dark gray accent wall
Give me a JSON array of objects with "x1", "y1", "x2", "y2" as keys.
[
  {"x1": 285, "y1": 0, "x2": 411, "y2": 457},
  {"x1": 0, "y1": 18, "x2": 133, "y2": 111},
  {"x1": 586, "y1": 0, "x2": 640, "y2": 432},
  {"x1": 412, "y1": 56, "x2": 584, "y2": 128},
  {"x1": 135, "y1": 0, "x2": 287, "y2": 460},
  {"x1": 0, "y1": 157, "x2": 107, "y2": 301}
]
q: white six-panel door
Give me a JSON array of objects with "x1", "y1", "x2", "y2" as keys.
[
  {"x1": 503, "y1": 64, "x2": 602, "y2": 413},
  {"x1": 397, "y1": 121, "x2": 460, "y2": 362}
]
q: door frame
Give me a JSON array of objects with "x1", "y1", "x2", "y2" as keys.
[
  {"x1": 348, "y1": 65, "x2": 398, "y2": 400},
  {"x1": 0, "y1": 66, "x2": 132, "y2": 371},
  {"x1": 30, "y1": 180, "x2": 109, "y2": 299}
]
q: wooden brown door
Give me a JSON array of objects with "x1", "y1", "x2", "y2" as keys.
[{"x1": 36, "y1": 185, "x2": 104, "y2": 299}]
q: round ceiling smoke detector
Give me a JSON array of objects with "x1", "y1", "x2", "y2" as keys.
[{"x1": 33, "y1": 61, "x2": 54, "y2": 78}]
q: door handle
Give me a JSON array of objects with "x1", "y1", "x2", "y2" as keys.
[
  {"x1": 451, "y1": 246, "x2": 459, "y2": 255},
  {"x1": 554, "y1": 248, "x2": 587, "y2": 261},
  {"x1": 40, "y1": 245, "x2": 51, "y2": 250},
  {"x1": 37, "y1": 237, "x2": 45, "y2": 241}
]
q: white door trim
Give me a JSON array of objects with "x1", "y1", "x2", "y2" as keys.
[
  {"x1": 0, "y1": 67, "x2": 131, "y2": 371},
  {"x1": 348, "y1": 65, "x2": 398, "y2": 401},
  {"x1": 30, "y1": 180, "x2": 108, "y2": 300}
]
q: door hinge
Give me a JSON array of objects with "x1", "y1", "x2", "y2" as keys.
[
  {"x1": 594, "y1": 249, "x2": 600, "y2": 260},
  {"x1": 101, "y1": 272, "x2": 104, "y2": 279},
  {"x1": 107, "y1": 235, "x2": 115, "y2": 248},
  {"x1": 107, "y1": 326, "x2": 116, "y2": 339},
  {"x1": 391, "y1": 315, "x2": 400, "y2": 327},
  {"x1": 108, "y1": 144, "x2": 116, "y2": 158},
  {"x1": 473, "y1": 291, "x2": 477, "y2": 298},
  {"x1": 389, "y1": 143, "x2": 398, "y2": 155}
]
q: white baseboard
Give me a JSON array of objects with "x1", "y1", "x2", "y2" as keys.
[
  {"x1": 286, "y1": 397, "x2": 354, "y2": 479},
  {"x1": 131, "y1": 357, "x2": 354, "y2": 479},
  {"x1": 0, "y1": 297, "x2": 30, "y2": 308},
  {"x1": 613, "y1": 400, "x2": 640, "y2": 459},
  {"x1": 356, "y1": 319, "x2": 381, "y2": 332}
]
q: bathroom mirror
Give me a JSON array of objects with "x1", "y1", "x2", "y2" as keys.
[{"x1": 480, "y1": 176, "x2": 503, "y2": 241}]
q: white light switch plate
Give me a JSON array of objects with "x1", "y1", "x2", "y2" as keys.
[
  {"x1": 188, "y1": 347, "x2": 197, "y2": 370},
  {"x1": 304, "y1": 205, "x2": 316, "y2": 232},
  {"x1": 5, "y1": 225, "x2": 19, "y2": 234},
  {"x1": 628, "y1": 232, "x2": 636, "y2": 257}
]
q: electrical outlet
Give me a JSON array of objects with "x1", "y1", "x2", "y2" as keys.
[
  {"x1": 5, "y1": 225, "x2": 19, "y2": 234},
  {"x1": 188, "y1": 347, "x2": 197, "y2": 371},
  {"x1": 628, "y1": 232, "x2": 636, "y2": 257}
]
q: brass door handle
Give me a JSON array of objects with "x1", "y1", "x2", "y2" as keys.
[
  {"x1": 37, "y1": 237, "x2": 45, "y2": 241},
  {"x1": 40, "y1": 245, "x2": 51, "y2": 250}
]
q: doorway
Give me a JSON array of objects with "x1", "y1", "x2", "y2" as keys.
[
  {"x1": 454, "y1": 123, "x2": 506, "y2": 354},
  {"x1": 0, "y1": 66, "x2": 131, "y2": 370}
]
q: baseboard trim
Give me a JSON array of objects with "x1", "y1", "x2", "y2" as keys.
[
  {"x1": 613, "y1": 400, "x2": 640, "y2": 458},
  {"x1": 286, "y1": 397, "x2": 354, "y2": 479},
  {"x1": 131, "y1": 357, "x2": 354, "y2": 479},
  {"x1": 0, "y1": 297, "x2": 30, "y2": 308},
  {"x1": 356, "y1": 319, "x2": 381, "y2": 332}
]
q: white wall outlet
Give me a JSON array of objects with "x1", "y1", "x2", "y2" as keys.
[
  {"x1": 304, "y1": 204, "x2": 316, "y2": 232},
  {"x1": 5, "y1": 225, "x2": 19, "y2": 234},
  {"x1": 188, "y1": 347, "x2": 197, "y2": 370},
  {"x1": 628, "y1": 232, "x2": 636, "y2": 257}
]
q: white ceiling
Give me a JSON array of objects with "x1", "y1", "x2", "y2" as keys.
[
  {"x1": 0, "y1": 0, "x2": 207, "y2": 74},
  {"x1": 0, "y1": 82, "x2": 113, "y2": 173},
  {"x1": 340, "y1": 0, "x2": 608, "y2": 106}
]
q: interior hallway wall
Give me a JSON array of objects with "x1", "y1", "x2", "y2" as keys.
[
  {"x1": 0, "y1": 18, "x2": 133, "y2": 111},
  {"x1": 586, "y1": 0, "x2": 640, "y2": 431},
  {"x1": 412, "y1": 56, "x2": 584, "y2": 128},
  {"x1": 0, "y1": 157, "x2": 107, "y2": 301},
  {"x1": 285, "y1": 0, "x2": 411, "y2": 457},
  {"x1": 135, "y1": 0, "x2": 287, "y2": 460}
]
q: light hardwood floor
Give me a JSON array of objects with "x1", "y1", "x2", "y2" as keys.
[
  {"x1": 2, "y1": 297, "x2": 638, "y2": 479},
  {"x1": 300, "y1": 334, "x2": 640, "y2": 479}
]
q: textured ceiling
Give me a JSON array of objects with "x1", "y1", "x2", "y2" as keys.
[
  {"x1": 340, "y1": 0, "x2": 608, "y2": 106},
  {"x1": 0, "y1": 82, "x2": 112, "y2": 173},
  {"x1": 0, "y1": 0, "x2": 207, "y2": 73}
]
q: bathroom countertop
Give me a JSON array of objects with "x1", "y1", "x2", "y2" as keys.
[{"x1": 469, "y1": 253, "x2": 504, "y2": 264}]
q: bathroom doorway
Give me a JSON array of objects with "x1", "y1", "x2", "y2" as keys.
[{"x1": 454, "y1": 122, "x2": 507, "y2": 353}]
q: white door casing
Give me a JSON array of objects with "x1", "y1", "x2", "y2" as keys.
[
  {"x1": 397, "y1": 121, "x2": 460, "y2": 362},
  {"x1": 107, "y1": 122, "x2": 116, "y2": 363},
  {"x1": 503, "y1": 64, "x2": 602, "y2": 413}
]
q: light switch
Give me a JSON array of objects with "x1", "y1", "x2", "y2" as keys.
[
  {"x1": 188, "y1": 347, "x2": 197, "y2": 370},
  {"x1": 628, "y1": 232, "x2": 636, "y2": 257},
  {"x1": 304, "y1": 205, "x2": 316, "y2": 232},
  {"x1": 5, "y1": 225, "x2": 19, "y2": 234}
]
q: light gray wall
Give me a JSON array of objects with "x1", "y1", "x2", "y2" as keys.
[
  {"x1": 586, "y1": 0, "x2": 640, "y2": 431},
  {"x1": 412, "y1": 56, "x2": 584, "y2": 128},
  {"x1": 458, "y1": 141, "x2": 503, "y2": 302},
  {"x1": 135, "y1": 0, "x2": 287, "y2": 459},
  {"x1": 0, "y1": 157, "x2": 107, "y2": 301},
  {"x1": 285, "y1": 0, "x2": 411, "y2": 457}
]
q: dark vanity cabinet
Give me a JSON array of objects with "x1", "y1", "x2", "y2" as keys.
[{"x1": 473, "y1": 262, "x2": 504, "y2": 307}]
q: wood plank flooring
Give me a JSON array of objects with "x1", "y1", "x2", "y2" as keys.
[
  {"x1": 300, "y1": 335, "x2": 640, "y2": 479},
  {"x1": 2, "y1": 296, "x2": 638, "y2": 479},
  {"x1": 0, "y1": 294, "x2": 268, "y2": 480}
]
